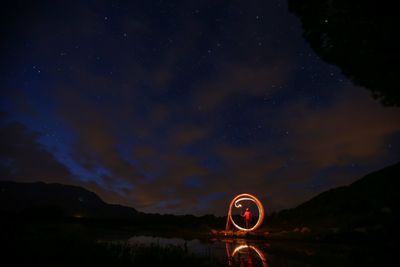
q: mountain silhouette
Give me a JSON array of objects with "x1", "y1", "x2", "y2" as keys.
[
  {"x1": 2, "y1": 162, "x2": 399, "y2": 230},
  {"x1": 0, "y1": 181, "x2": 138, "y2": 218},
  {"x1": 267, "y1": 162, "x2": 399, "y2": 232}
]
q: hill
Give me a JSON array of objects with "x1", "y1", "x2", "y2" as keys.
[
  {"x1": 0, "y1": 180, "x2": 223, "y2": 234},
  {"x1": 0, "y1": 181, "x2": 138, "y2": 218},
  {"x1": 264, "y1": 162, "x2": 399, "y2": 236}
]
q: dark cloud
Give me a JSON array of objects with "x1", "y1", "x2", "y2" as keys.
[
  {"x1": 285, "y1": 87, "x2": 400, "y2": 168},
  {"x1": 0, "y1": 121, "x2": 72, "y2": 183},
  {"x1": 1, "y1": 0, "x2": 399, "y2": 216},
  {"x1": 133, "y1": 145, "x2": 157, "y2": 159},
  {"x1": 0, "y1": 118, "x2": 140, "y2": 209},
  {"x1": 169, "y1": 124, "x2": 209, "y2": 146},
  {"x1": 195, "y1": 62, "x2": 291, "y2": 110}
]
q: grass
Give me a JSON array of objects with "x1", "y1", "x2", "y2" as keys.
[
  {"x1": 3, "y1": 215, "x2": 397, "y2": 267},
  {"x1": 2, "y1": 218, "x2": 227, "y2": 267}
]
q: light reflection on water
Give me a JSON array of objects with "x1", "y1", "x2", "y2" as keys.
[
  {"x1": 127, "y1": 235, "x2": 226, "y2": 258},
  {"x1": 125, "y1": 235, "x2": 268, "y2": 267},
  {"x1": 101, "y1": 235, "x2": 387, "y2": 267},
  {"x1": 226, "y1": 241, "x2": 268, "y2": 267}
]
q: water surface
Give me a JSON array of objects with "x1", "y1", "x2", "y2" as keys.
[{"x1": 101, "y1": 234, "x2": 393, "y2": 266}]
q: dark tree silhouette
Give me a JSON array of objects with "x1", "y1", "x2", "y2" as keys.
[{"x1": 288, "y1": 0, "x2": 399, "y2": 106}]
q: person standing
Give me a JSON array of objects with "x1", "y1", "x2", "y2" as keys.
[{"x1": 241, "y1": 208, "x2": 252, "y2": 228}]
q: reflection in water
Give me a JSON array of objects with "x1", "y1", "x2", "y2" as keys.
[
  {"x1": 125, "y1": 235, "x2": 226, "y2": 258},
  {"x1": 100, "y1": 234, "x2": 388, "y2": 266},
  {"x1": 115, "y1": 235, "x2": 268, "y2": 266},
  {"x1": 226, "y1": 241, "x2": 268, "y2": 267}
]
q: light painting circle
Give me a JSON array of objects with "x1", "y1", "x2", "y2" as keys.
[
  {"x1": 227, "y1": 193, "x2": 264, "y2": 232},
  {"x1": 231, "y1": 245, "x2": 268, "y2": 267}
]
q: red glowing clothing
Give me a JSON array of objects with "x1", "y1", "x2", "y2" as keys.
[{"x1": 242, "y1": 211, "x2": 252, "y2": 220}]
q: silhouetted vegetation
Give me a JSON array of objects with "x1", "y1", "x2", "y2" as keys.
[
  {"x1": 1, "y1": 216, "x2": 227, "y2": 267},
  {"x1": 288, "y1": 0, "x2": 399, "y2": 106}
]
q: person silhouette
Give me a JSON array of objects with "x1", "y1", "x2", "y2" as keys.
[
  {"x1": 241, "y1": 208, "x2": 252, "y2": 228},
  {"x1": 247, "y1": 246, "x2": 254, "y2": 267}
]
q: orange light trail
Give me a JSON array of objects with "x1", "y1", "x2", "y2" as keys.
[
  {"x1": 231, "y1": 244, "x2": 268, "y2": 267},
  {"x1": 225, "y1": 242, "x2": 268, "y2": 267},
  {"x1": 226, "y1": 193, "x2": 264, "y2": 232}
]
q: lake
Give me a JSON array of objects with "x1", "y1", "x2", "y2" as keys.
[{"x1": 99, "y1": 234, "x2": 393, "y2": 266}]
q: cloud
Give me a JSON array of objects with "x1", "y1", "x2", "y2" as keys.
[
  {"x1": 285, "y1": 87, "x2": 400, "y2": 168},
  {"x1": 195, "y1": 63, "x2": 291, "y2": 110},
  {"x1": 0, "y1": 121, "x2": 73, "y2": 183},
  {"x1": 169, "y1": 124, "x2": 209, "y2": 145},
  {"x1": 3, "y1": 0, "x2": 399, "y2": 217},
  {"x1": 133, "y1": 145, "x2": 157, "y2": 159}
]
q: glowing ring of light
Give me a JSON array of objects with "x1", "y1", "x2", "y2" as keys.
[
  {"x1": 226, "y1": 193, "x2": 264, "y2": 232},
  {"x1": 231, "y1": 244, "x2": 268, "y2": 267}
]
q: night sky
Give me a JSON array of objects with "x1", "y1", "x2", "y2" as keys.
[{"x1": 1, "y1": 0, "x2": 399, "y2": 216}]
